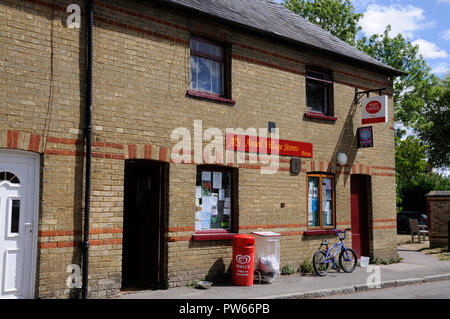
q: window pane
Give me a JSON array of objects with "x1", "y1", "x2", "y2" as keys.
[
  {"x1": 190, "y1": 56, "x2": 223, "y2": 95},
  {"x1": 0, "y1": 171, "x2": 20, "y2": 184},
  {"x1": 322, "y1": 178, "x2": 333, "y2": 226},
  {"x1": 190, "y1": 56, "x2": 198, "y2": 92},
  {"x1": 198, "y1": 57, "x2": 212, "y2": 93},
  {"x1": 191, "y1": 38, "x2": 223, "y2": 59},
  {"x1": 211, "y1": 61, "x2": 224, "y2": 95},
  {"x1": 11, "y1": 200, "x2": 20, "y2": 233},
  {"x1": 308, "y1": 177, "x2": 320, "y2": 227},
  {"x1": 307, "y1": 82, "x2": 327, "y2": 113},
  {"x1": 306, "y1": 71, "x2": 329, "y2": 81},
  {"x1": 196, "y1": 170, "x2": 232, "y2": 230}
]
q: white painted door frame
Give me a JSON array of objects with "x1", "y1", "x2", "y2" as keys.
[{"x1": 0, "y1": 150, "x2": 40, "y2": 299}]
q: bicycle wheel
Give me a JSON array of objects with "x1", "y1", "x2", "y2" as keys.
[
  {"x1": 339, "y1": 248, "x2": 357, "y2": 273},
  {"x1": 312, "y1": 250, "x2": 329, "y2": 276}
]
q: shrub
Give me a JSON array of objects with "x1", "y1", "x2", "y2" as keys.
[
  {"x1": 281, "y1": 264, "x2": 296, "y2": 275},
  {"x1": 299, "y1": 257, "x2": 314, "y2": 274}
]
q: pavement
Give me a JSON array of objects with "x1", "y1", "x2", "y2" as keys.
[{"x1": 116, "y1": 245, "x2": 450, "y2": 299}]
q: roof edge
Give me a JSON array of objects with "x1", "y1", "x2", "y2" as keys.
[{"x1": 155, "y1": 0, "x2": 405, "y2": 77}]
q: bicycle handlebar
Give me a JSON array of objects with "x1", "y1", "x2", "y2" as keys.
[{"x1": 334, "y1": 228, "x2": 351, "y2": 240}]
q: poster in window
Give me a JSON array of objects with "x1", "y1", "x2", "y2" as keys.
[
  {"x1": 202, "y1": 196, "x2": 212, "y2": 212},
  {"x1": 202, "y1": 182, "x2": 211, "y2": 196},
  {"x1": 225, "y1": 198, "x2": 231, "y2": 209},
  {"x1": 201, "y1": 171, "x2": 211, "y2": 181},
  {"x1": 308, "y1": 178, "x2": 320, "y2": 227},
  {"x1": 212, "y1": 172, "x2": 222, "y2": 189},
  {"x1": 200, "y1": 210, "x2": 211, "y2": 229},
  {"x1": 196, "y1": 186, "x2": 202, "y2": 199}
]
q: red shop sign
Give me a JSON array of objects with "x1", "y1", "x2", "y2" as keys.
[{"x1": 225, "y1": 133, "x2": 313, "y2": 158}]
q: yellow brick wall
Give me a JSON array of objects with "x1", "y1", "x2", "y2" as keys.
[
  {"x1": 427, "y1": 196, "x2": 450, "y2": 248},
  {"x1": 0, "y1": 0, "x2": 397, "y2": 298}
]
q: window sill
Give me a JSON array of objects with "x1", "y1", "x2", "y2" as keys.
[
  {"x1": 187, "y1": 90, "x2": 236, "y2": 105},
  {"x1": 304, "y1": 111, "x2": 337, "y2": 121},
  {"x1": 192, "y1": 230, "x2": 237, "y2": 241},
  {"x1": 304, "y1": 229, "x2": 337, "y2": 236}
]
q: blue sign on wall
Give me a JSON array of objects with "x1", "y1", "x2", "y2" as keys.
[{"x1": 357, "y1": 126, "x2": 373, "y2": 148}]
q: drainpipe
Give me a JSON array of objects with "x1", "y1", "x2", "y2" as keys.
[{"x1": 81, "y1": 0, "x2": 93, "y2": 299}]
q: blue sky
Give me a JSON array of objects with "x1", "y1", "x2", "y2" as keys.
[{"x1": 273, "y1": 0, "x2": 450, "y2": 77}]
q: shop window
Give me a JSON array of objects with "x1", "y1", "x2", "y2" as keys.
[
  {"x1": 307, "y1": 173, "x2": 335, "y2": 229},
  {"x1": 195, "y1": 165, "x2": 237, "y2": 233},
  {"x1": 188, "y1": 36, "x2": 234, "y2": 104},
  {"x1": 305, "y1": 69, "x2": 334, "y2": 117}
]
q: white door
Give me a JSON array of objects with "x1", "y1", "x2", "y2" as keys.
[{"x1": 0, "y1": 152, "x2": 39, "y2": 299}]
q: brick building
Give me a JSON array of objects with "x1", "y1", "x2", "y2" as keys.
[{"x1": 0, "y1": 0, "x2": 402, "y2": 298}]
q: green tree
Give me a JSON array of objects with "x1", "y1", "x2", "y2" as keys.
[
  {"x1": 282, "y1": 2, "x2": 440, "y2": 130},
  {"x1": 395, "y1": 135, "x2": 428, "y2": 186},
  {"x1": 395, "y1": 135, "x2": 428, "y2": 210},
  {"x1": 416, "y1": 73, "x2": 450, "y2": 168},
  {"x1": 399, "y1": 173, "x2": 450, "y2": 212},
  {"x1": 282, "y1": 0, "x2": 363, "y2": 45},
  {"x1": 282, "y1": 2, "x2": 449, "y2": 206},
  {"x1": 357, "y1": 26, "x2": 442, "y2": 129}
]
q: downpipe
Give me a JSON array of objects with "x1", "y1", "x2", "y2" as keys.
[{"x1": 81, "y1": 0, "x2": 93, "y2": 299}]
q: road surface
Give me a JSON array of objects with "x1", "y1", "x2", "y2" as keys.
[{"x1": 323, "y1": 280, "x2": 450, "y2": 299}]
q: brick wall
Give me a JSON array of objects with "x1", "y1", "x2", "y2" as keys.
[
  {"x1": 0, "y1": 0, "x2": 398, "y2": 298},
  {"x1": 427, "y1": 194, "x2": 450, "y2": 248}
]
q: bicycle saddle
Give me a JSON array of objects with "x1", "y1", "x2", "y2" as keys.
[{"x1": 321, "y1": 239, "x2": 329, "y2": 245}]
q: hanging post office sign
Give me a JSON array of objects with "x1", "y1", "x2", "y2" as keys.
[{"x1": 361, "y1": 95, "x2": 388, "y2": 124}]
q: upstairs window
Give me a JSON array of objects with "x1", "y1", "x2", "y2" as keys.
[
  {"x1": 190, "y1": 36, "x2": 225, "y2": 96},
  {"x1": 306, "y1": 70, "x2": 333, "y2": 116}
]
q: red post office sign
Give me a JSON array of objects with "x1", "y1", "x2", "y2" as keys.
[
  {"x1": 225, "y1": 133, "x2": 313, "y2": 158},
  {"x1": 361, "y1": 95, "x2": 388, "y2": 124}
]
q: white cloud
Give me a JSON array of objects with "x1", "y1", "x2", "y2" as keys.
[
  {"x1": 441, "y1": 29, "x2": 450, "y2": 41},
  {"x1": 412, "y1": 39, "x2": 448, "y2": 59},
  {"x1": 359, "y1": 4, "x2": 435, "y2": 38},
  {"x1": 431, "y1": 62, "x2": 450, "y2": 74},
  {"x1": 437, "y1": 0, "x2": 450, "y2": 4}
]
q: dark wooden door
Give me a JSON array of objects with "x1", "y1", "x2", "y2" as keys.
[
  {"x1": 350, "y1": 175, "x2": 370, "y2": 258},
  {"x1": 122, "y1": 160, "x2": 167, "y2": 290}
]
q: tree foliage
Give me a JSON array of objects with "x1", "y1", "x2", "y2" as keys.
[
  {"x1": 394, "y1": 135, "x2": 450, "y2": 211},
  {"x1": 357, "y1": 26, "x2": 442, "y2": 129},
  {"x1": 398, "y1": 172, "x2": 450, "y2": 213},
  {"x1": 282, "y1": 2, "x2": 441, "y2": 130},
  {"x1": 282, "y1": 0, "x2": 363, "y2": 45},
  {"x1": 282, "y1": 0, "x2": 450, "y2": 210},
  {"x1": 395, "y1": 135, "x2": 428, "y2": 191},
  {"x1": 416, "y1": 73, "x2": 450, "y2": 168}
]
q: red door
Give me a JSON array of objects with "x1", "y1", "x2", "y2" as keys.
[{"x1": 350, "y1": 175, "x2": 370, "y2": 258}]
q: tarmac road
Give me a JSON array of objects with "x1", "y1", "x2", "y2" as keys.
[{"x1": 323, "y1": 279, "x2": 450, "y2": 299}]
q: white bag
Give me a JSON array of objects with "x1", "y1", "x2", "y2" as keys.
[{"x1": 360, "y1": 256, "x2": 370, "y2": 268}]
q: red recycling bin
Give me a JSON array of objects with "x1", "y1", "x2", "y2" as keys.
[{"x1": 232, "y1": 234, "x2": 255, "y2": 286}]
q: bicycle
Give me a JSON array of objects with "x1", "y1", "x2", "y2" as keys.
[{"x1": 312, "y1": 228, "x2": 358, "y2": 276}]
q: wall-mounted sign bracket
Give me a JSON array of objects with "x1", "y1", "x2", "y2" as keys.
[{"x1": 354, "y1": 88, "x2": 386, "y2": 105}]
